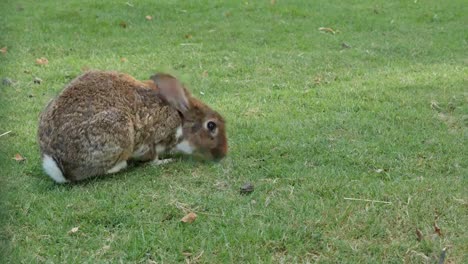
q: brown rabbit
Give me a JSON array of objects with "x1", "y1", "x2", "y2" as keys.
[{"x1": 38, "y1": 70, "x2": 228, "y2": 183}]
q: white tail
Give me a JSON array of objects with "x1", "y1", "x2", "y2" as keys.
[{"x1": 42, "y1": 154, "x2": 67, "y2": 183}]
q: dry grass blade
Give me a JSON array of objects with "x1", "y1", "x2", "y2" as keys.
[
  {"x1": 319, "y1": 27, "x2": 337, "y2": 34},
  {"x1": 171, "y1": 200, "x2": 195, "y2": 214},
  {"x1": 431, "y1": 100, "x2": 442, "y2": 111},
  {"x1": 0, "y1": 131, "x2": 12, "y2": 137},
  {"x1": 184, "y1": 250, "x2": 204, "y2": 264},
  {"x1": 68, "y1": 226, "x2": 79, "y2": 235},
  {"x1": 344, "y1": 197, "x2": 392, "y2": 204}
]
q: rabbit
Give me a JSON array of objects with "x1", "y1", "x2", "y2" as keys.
[{"x1": 38, "y1": 70, "x2": 228, "y2": 183}]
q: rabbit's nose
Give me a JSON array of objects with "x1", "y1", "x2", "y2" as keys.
[
  {"x1": 211, "y1": 149, "x2": 225, "y2": 161},
  {"x1": 212, "y1": 153, "x2": 226, "y2": 162},
  {"x1": 211, "y1": 141, "x2": 228, "y2": 161}
]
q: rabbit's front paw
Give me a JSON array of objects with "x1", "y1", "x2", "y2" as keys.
[{"x1": 152, "y1": 158, "x2": 175, "y2": 166}]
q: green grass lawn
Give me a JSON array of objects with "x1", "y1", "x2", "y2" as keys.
[{"x1": 1, "y1": 0, "x2": 467, "y2": 262}]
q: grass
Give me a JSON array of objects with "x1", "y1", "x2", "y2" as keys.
[{"x1": 1, "y1": 0, "x2": 467, "y2": 262}]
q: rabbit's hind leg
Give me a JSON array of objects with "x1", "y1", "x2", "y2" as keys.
[
  {"x1": 67, "y1": 109, "x2": 135, "y2": 181},
  {"x1": 107, "y1": 161, "x2": 128, "y2": 174}
]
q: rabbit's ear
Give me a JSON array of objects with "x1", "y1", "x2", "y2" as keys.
[{"x1": 150, "y1": 73, "x2": 190, "y2": 112}]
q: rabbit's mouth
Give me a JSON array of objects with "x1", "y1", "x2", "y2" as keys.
[
  {"x1": 172, "y1": 141, "x2": 226, "y2": 162},
  {"x1": 194, "y1": 146, "x2": 227, "y2": 162},
  {"x1": 174, "y1": 140, "x2": 195, "y2": 155}
]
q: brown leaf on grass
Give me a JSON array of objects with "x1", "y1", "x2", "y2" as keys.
[
  {"x1": 181, "y1": 212, "x2": 197, "y2": 223},
  {"x1": 68, "y1": 226, "x2": 79, "y2": 234},
  {"x1": 0, "y1": 47, "x2": 7, "y2": 54},
  {"x1": 270, "y1": 0, "x2": 276, "y2": 5},
  {"x1": 416, "y1": 228, "x2": 424, "y2": 241},
  {"x1": 119, "y1": 21, "x2": 127, "y2": 28},
  {"x1": 318, "y1": 27, "x2": 337, "y2": 34},
  {"x1": 434, "y1": 222, "x2": 442, "y2": 236},
  {"x1": 185, "y1": 34, "x2": 193, "y2": 39},
  {"x1": 12, "y1": 153, "x2": 26, "y2": 162},
  {"x1": 120, "y1": 57, "x2": 128, "y2": 62},
  {"x1": 145, "y1": 15, "x2": 153, "y2": 20},
  {"x1": 36, "y1": 57, "x2": 49, "y2": 65}
]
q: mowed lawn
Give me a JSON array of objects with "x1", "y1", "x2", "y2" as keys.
[{"x1": 0, "y1": 0, "x2": 466, "y2": 262}]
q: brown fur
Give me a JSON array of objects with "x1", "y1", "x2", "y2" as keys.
[{"x1": 38, "y1": 70, "x2": 227, "y2": 182}]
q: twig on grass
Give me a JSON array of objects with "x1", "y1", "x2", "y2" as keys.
[
  {"x1": 171, "y1": 199, "x2": 224, "y2": 217},
  {"x1": 197, "y1": 211, "x2": 224, "y2": 218},
  {"x1": 344, "y1": 197, "x2": 392, "y2": 204},
  {"x1": 180, "y1": 43, "x2": 202, "y2": 46},
  {"x1": 409, "y1": 250, "x2": 429, "y2": 262},
  {"x1": 0, "y1": 131, "x2": 12, "y2": 137}
]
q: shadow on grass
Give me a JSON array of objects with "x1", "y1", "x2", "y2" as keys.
[{"x1": 38, "y1": 154, "x2": 219, "y2": 189}]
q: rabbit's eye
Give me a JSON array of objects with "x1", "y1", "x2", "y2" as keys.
[{"x1": 207, "y1": 121, "x2": 217, "y2": 132}]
